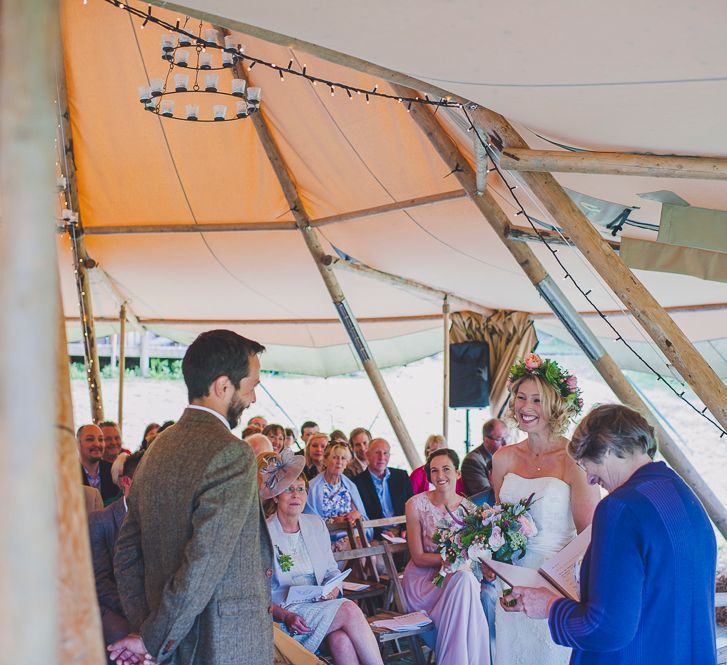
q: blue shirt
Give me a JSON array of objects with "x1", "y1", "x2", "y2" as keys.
[
  {"x1": 369, "y1": 468, "x2": 395, "y2": 518},
  {"x1": 548, "y1": 461, "x2": 716, "y2": 665}
]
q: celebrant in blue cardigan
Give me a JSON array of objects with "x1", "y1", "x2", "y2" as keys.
[
  {"x1": 507, "y1": 404, "x2": 717, "y2": 665},
  {"x1": 260, "y1": 451, "x2": 383, "y2": 665}
]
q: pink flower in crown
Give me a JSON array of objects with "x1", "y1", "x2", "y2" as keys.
[
  {"x1": 524, "y1": 354, "x2": 542, "y2": 370},
  {"x1": 564, "y1": 375, "x2": 578, "y2": 391}
]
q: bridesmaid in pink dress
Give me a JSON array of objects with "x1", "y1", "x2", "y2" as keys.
[
  {"x1": 403, "y1": 448, "x2": 490, "y2": 665},
  {"x1": 409, "y1": 435, "x2": 465, "y2": 496}
]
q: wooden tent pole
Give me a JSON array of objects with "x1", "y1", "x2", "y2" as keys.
[
  {"x1": 471, "y1": 106, "x2": 727, "y2": 432},
  {"x1": 324, "y1": 254, "x2": 494, "y2": 316},
  {"x1": 227, "y1": 52, "x2": 421, "y2": 468},
  {"x1": 499, "y1": 148, "x2": 727, "y2": 180},
  {"x1": 118, "y1": 303, "x2": 127, "y2": 433},
  {"x1": 0, "y1": 1, "x2": 59, "y2": 660},
  {"x1": 442, "y1": 298, "x2": 450, "y2": 440},
  {"x1": 56, "y1": 281, "x2": 107, "y2": 664},
  {"x1": 397, "y1": 88, "x2": 727, "y2": 537},
  {"x1": 56, "y1": 52, "x2": 104, "y2": 422}
]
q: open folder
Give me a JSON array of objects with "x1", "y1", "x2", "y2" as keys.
[
  {"x1": 285, "y1": 569, "x2": 352, "y2": 604},
  {"x1": 486, "y1": 525, "x2": 591, "y2": 601}
]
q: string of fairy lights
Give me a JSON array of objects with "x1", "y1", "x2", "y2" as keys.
[
  {"x1": 76, "y1": 0, "x2": 726, "y2": 437},
  {"x1": 459, "y1": 107, "x2": 726, "y2": 438}
]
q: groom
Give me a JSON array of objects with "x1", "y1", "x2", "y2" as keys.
[{"x1": 111, "y1": 330, "x2": 273, "y2": 664}]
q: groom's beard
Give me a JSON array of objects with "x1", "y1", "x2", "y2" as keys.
[{"x1": 226, "y1": 393, "x2": 247, "y2": 429}]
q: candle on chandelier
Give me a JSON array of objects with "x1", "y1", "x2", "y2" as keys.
[
  {"x1": 175, "y1": 50, "x2": 189, "y2": 67},
  {"x1": 231, "y1": 79, "x2": 246, "y2": 97},
  {"x1": 150, "y1": 79, "x2": 165, "y2": 96},
  {"x1": 174, "y1": 74, "x2": 189, "y2": 92},
  {"x1": 204, "y1": 74, "x2": 219, "y2": 92},
  {"x1": 199, "y1": 53, "x2": 213, "y2": 70},
  {"x1": 204, "y1": 29, "x2": 219, "y2": 45},
  {"x1": 161, "y1": 35, "x2": 174, "y2": 52},
  {"x1": 138, "y1": 85, "x2": 152, "y2": 103},
  {"x1": 246, "y1": 86, "x2": 262, "y2": 107},
  {"x1": 178, "y1": 34, "x2": 192, "y2": 47},
  {"x1": 161, "y1": 100, "x2": 174, "y2": 118},
  {"x1": 224, "y1": 35, "x2": 240, "y2": 51},
  {"x1": 221, "y1": 52, "x2": 234, "y2": 68},
  {"x1": 213, "y1": 104, "x2": 228, "y2": 121},
  {"x1": 236, "y1": 101, "x2": 249, "y2": 118},
  {"x1": 185, "y1": 104, "x2": 199, "y2": 121}
]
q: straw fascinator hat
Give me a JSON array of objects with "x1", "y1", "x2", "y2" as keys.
[{"x1": 259, "y1": 447, "x2": 306, "y2": 500}]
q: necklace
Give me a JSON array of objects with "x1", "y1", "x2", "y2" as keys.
[{"x1": 525, "y1": 440, "x2": 560, "y2": 472}]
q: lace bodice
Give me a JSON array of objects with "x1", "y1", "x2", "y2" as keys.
[
  {"x1": 499, "y1": 472, "x2": 576, "y2": 568},
  {"x1": 408, "y1": 492, "x2": 476, "y2": 554}
]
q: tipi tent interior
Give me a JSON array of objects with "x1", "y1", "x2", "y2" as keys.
[{"x1": 0, "y1": 0, "x2": 725, "y2": 661}]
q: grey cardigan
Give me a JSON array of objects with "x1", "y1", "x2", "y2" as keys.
[{"x1": 267, "y1": 513, "x2": 340, "y2": 607}]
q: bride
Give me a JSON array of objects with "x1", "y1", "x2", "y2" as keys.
[{"x1": 490, "y1": 354, "x2": 600, "y2": 665}]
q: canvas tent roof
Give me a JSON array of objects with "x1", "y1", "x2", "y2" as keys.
[{"x1": 59, "y1": 0, "x2": 727, "y2": 377}]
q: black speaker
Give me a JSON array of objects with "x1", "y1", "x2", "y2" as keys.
[{"x1": 449, "y1": 341, "x2": 490, "y2": 408}]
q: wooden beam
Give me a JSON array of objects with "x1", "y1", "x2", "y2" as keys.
[
  {"x1": 505, "y1": 224, "x2": 621, "y2": 251},
  {"x1": 471, "y1": 105, "x2": 727, "y2": 432},
  {"x1": 91, "y1": 267, "x2": 142, "y2": 329},
  {"x1": 500, "y1": 148, "x2": 727, "y2": 180},
  {"x1": 57, "y1": 51, "x2": 104, "y2": 422},
  {"x1": 396, "y1": 85, "x2": 727, "y2": 538},
  {"x1": 67, "y1": 314, "x2": 443, "y2": 326},
  {"x1": 0, "y1": 2, "x2": 59, "y2": 660},
  {"x1": 80, "y1": 190, "x2": 466, "y2": 235},
  {"x1": 227, "y1": 47, "x2": 421, "y2": 467},
  {"x1": 118, "y1": 303, "x2": 126, "y2": 433},
  {"x1": 442, "y1": 298, "x2": 450, "y2": 439},
  {"x1": 324, "y1": 255, "x2": 494, "y2": 316}
]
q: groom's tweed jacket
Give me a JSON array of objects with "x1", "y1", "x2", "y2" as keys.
[{"x1": 115, "y1": 408, "x2": 273, "y2": 665}]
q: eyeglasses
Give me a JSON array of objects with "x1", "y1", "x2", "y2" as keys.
[{"x1": 282, "y1": 486, "x2": 308, "y2": 494}]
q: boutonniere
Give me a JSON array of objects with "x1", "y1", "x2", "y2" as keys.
[{"x1": 276, "y1": 546, "x2": 294, "y2": 572}]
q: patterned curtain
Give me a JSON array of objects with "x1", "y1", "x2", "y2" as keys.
[{"x1": 450, "y1": 310, "x2": 538, "y2": 417}]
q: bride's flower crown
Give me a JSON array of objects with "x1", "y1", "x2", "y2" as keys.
[{"x1": 507, "y1": 353, "x2": 583, "y2": 414}]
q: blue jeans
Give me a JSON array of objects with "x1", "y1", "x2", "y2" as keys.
[{"x1": 481, "y1": 579, "x2": 497, "y2": 663}]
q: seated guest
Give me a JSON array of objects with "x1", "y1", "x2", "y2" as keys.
[
  {"x1": 139, "y1": 422, "x2": 159, "y2": 451},
  {"x1": 301, "y1": 420, "x2": 320, "y2": 445},
  {"x1": 410, "y1": 435, "x2": 465, "y2": 496},
  {"x1": 263, "y1": 423, "x2": 286, "y2": 453},
  {"x1": 83, "y1": 486, "x2": 103, "y2": 515},
  {"x1": 305, "y1": 442, "x2": 371, "y2": 547},
  {"x1": 329, "y1": 429, "x2": 348, "y2": 444},
  {"x1": 248, "y1": 414, "x2": 268, "y2": 429},
  {"x1": 284, "y1": 427, "x2": 297, "y2": 451},
  {"x1": 257, "y1": 451, "x2": 281, "y2": 517},
  {"x1": 403, "y1": 449, "x2": 489, "y2": 665},
  {"x1": 246, "y1": 432, "x2": 273, "y2": 457},
  {"x1": 261, "y1": 456, "x2": 383, "y2": 665},
  {"x1": 303, "y1": 432, "x2": 328, "y2": 480},
  {"x1": 460, "y1": 418, "x2": 508, "y2": 504},
  {"x1": 344, "y1": 427, "x2": 371, "y2": 478},
  {"x1": 510, "y1": 404, "x2": 717, "y2": 665},
  {"x1": 353, "y1": 438, "x2": 413, "y2": 538},
  {"x1": 78, "y1": 424, "x2": 120, "y2": 505},
  {"x1": 100, "y1": 421, "x2": 126, "y2": 464},
  {"x1": 89, "y1": 451, "x2": 144, "y2": 648}
]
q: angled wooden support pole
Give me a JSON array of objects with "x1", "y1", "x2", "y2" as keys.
[
  {"x1": 442, "y1": 298, "x2": 451, "y2": 440},
  {"x1": 323, "y1": 254, "x2": 494, "y2": 316},
  {"x1": 470, "y1": 106, "x2": 727, "y2": 433},
  {"x1": 499, "y1": 148, "x2": 727, "y2": 180},
  {"x1": 229, "y1": 52, "x2": 421, "y2": 468},
  {"x1": 396, "y1": 86, "x2": 727, "y2": 537},
  {"x1": 118, "y1": 303, "x2": 127, "y2": 433}
]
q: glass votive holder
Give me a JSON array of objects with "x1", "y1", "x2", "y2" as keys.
[
  {"x1": 185, "y1": 104, "x2": 199, "y2": 121},
  {"x1": 231, "y1": 79, "x2": 246, "y2": 97},
  {"x1": 150, "y1": 79, "x2": 165, "y2": 96},
  {"x1": 174, "y1": 74, "x2": 189, "y2": 92},
  {"x1": 221, "y1": 52, "x2": 234, "y2": 68},
  {"x1": 224, "y1": 35, "x2": 239, "y2": 51},
  {"x1": 213, "y1": 104, "x2": 227, "y2": 121},
  {"x1": 236, "y1": 101, "x2": 249, "y2": 118},
  {"x1": 246, "y1": 86, "x2": 262, "y2": 105},
  {"x1": 199, "y1": 53, "x2": 212, "y2": 70},
  {"x1": 144, "y1": 97, "x2": 159, "y2": 112},
  {"x1": 204, "y1": 74, "x2": 219, "y2": 92},
  {"x1": 204, "y1": 29, "x2": 219, "y2": 45},
  {"x1": 246, "y1": 101, "x2": 257, "y2": 115},
  {"x1": 175, "y1": 50, "x2": 189, "y2": 67},
  {"x1": 161, "y1": 35, "x2": 174, "y2": 52},
  {"x1": 161, "y1": 100, "x2": 174, "y2": 118},
  {"x1": 178, "y1": 34, "x2": 192, "y2": 47},
  {"x1": 138, "y1": 85, "x2": 151, "y2": 103}
]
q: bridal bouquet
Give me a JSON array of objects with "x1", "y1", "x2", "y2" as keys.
[{"x1": 432, "y1": 494, "x2": 538, "y2": 587}]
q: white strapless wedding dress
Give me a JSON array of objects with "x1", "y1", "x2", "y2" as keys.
[{"x1": 494, "y1": 473, "x2": 576, "y2": 665}]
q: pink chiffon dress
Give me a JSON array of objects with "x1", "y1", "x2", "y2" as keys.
[{"x1": 402, "y1": 492, "x2": 490, "y2": 665}]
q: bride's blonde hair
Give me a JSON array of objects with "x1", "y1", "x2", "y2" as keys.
[{"x1": 506, "y1": 375, "x2": 578, "y2": 437}]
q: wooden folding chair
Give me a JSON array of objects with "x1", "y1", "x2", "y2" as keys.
[{"x1": 333, "y1": 539, "x2": 389, "y2": 614}]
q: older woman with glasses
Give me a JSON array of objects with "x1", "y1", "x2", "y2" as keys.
[
  {"x1": 261, "y1": 452, "x2": 383, "y2": 664},
  {"x1": 509, "y1": 404, "x2": 717, "y2": 665}
]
